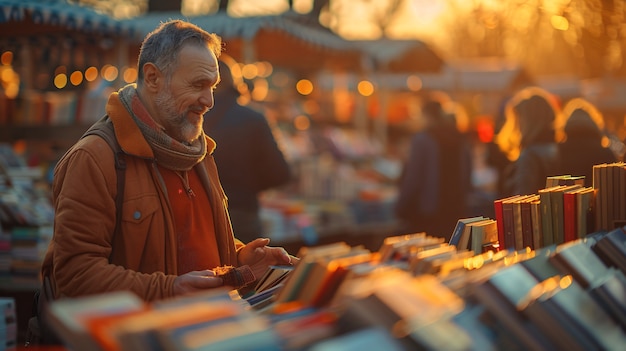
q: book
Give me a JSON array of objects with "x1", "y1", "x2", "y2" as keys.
[
  {"x1": 563, "y1": 187, "x2": 582, "y2": 243},
  {"x1": 550, "y1": 184, "x2": 582, "y2": 244},
  {"x1": 378, "y1": 233, "x2": 444, "y2": 264},
  {"x1": 297, "y1": 247, "x2": 371, "y2": 307},
  {"x1": 253, "y1": 265, "x2": 294, "y2": 294},
  {"x1": 592, "y1": 164, "x2": 604, "y2": 231},
  {"x1": 457, "y1": 218, "x2": 492, "y2": 251},
  {"x1": 530, "y1": 198, "x2": 543, "y2": 249},
  {"x1": 575, "y1": 187, "x2": 595, "y2": 239},
  {"x1": 511, "y1": 195, "x2": 534, "y2": 250},
  {"x1": 522, "y1": 275, "x2": 626, "y2": 350},
  {"x1": 494, "y1": 195, "x2": 522, "y2": 250},
  {"x1": 617, "y1": 165, "x2": 626, "y2": 224},
  {"x1": 545, "y1": 175, "x2": 585, "y2": 188},
  {"x1": 550, "y1": 239, "x2": 611, "y2": 288},
  {"x1": 469, "y1": 265, "x2": 556, "y2": 350},
  {"x1": 274, "y1": 242, "x2": 352, "y2": 305},
  {"x1": 378, "y1": 232, "x2": 428, "y2": 262},
  {"x1": 409, "y1": 244, "x2": 460, "y2": 275},
  {"x1": 310, "y1": 251, "x2": 374, "y2": 308},
  {"x1": 591, "y1": 227, "x2": 626, "y2": 272},
  {"x1": 449, "y1": 216, "x2": 485, "y2": 247},
  {"x1": 469, "y1": 218, "x2": 498, "y2": 254},
  {"x1": 520, "y1": 195, "x2": 539, "y2": 249},
  {"x1": 47, "y1": 291, "x2": 146, "y2": 351},
  {"x1": 538, "y1": 186, "x2": 563, "y2": 246},
  {"x1": 154, "y1": 306, "x2": 278, "y2": 351}
]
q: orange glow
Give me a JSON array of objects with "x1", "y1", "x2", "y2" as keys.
[
  {"x1": 4, "y1": 82, "x2": 18, "y2": 98},
  {"x1": 357, "y1": 80, "x2": 374, "y2": 96},
  {"x1": 294, "y1": 115, "x2": 310, "y2": 131},
  {"x1": 256, "y1": 61, "x2": 273, "y2": 78},
  {"x1": 54, "y1": 74, "x2": 68, "y2": 89},
  {"x1": 251, "y1": 78, "x2": 269, "y2": 101},
  {"x1": 123, "y1": 67, "x2": 137, "y2": 83},
  {"x1": 85, "y1": 66, "x2": 98, "y2": 81},
  {"x1": 241, "y1": 64, "x2": 258, "y2": 79},
  {"x1": 102, "y1": 65, "x2": 119, "y2": 81},
  {"x1": 296, "y1": 79, "x2": 314, "y2": 95},
  {"x1": 1, "y1": 51, "x2": 12, "y2": 65},
  {"x1": 70, "y1": 71, "x2": 83, "y2": 86},
  {"x1": 1, "y1": 68, "x2": 13, "y2": 82}
]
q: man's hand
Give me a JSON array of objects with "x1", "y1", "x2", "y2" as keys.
[
  {"x1": 238, "y1": 238, "x2": 295, "y2": 280},
  {"x1": 173, "y1": 270, "x2": 224, "y2": 295}
]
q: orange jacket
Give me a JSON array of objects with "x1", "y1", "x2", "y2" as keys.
[{"x1": 41, "y1": 91, "x2": 243, "y2": 301}]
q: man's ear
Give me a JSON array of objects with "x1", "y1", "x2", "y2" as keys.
[{"x1": 142, "y1": 62, "x2": 161, "y2": 93}]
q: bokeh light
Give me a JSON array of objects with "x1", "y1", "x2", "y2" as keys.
[
  {"x1": 54, "y1": 74, "x2": 68, "y2": 89},
  {"x1": 357, "y1": 80, "x2": 374, "y2": 96},
  {"x1": 85, "y1": 66, "x2": 99, "y2": 82},
  {"x1": 296, "y1": 79, "x2": 314, "y2": 95}
]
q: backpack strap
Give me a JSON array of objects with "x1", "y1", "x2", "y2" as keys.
[{"x1": 80, "y1": 115, "x2": 126, "y2": 241}]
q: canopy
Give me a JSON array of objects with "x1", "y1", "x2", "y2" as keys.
[
  {"x1": 122, "y1": 12, "x2": 364, "y2": 73},
  {"x1": 0, "y1": 0, "x2": 132, "y2": 36}
]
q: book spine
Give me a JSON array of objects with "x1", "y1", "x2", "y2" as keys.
[
  {"x1": 563, "y1": 192, "x2": 577, "y2": 243},
  {"x1": 502, "y1": 202, "x2": 516, "y2": 250},
  {"x1": 521, "y1": 200, "x2": 533, "y2": 249},
  {"x1": 494, "y1": 200, "x2": 506, "y2": 249},
  {"x1": 539, "y1": 192, "x2": 554, "y2": 246}
]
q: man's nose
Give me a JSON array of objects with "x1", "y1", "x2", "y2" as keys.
[{"x1": 199, "y1": 89, "x2": 214, "y2": 109}]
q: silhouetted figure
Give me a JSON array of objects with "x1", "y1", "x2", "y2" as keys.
[
  {"x1": 204, "y1": 57, "x2": 291, "y2": 243},
  {"x1": 485, "y1": 98, "x2": 513, "y2": 199},
  {"x1": 394, "y1": 94, "x2": 472, "y2": 240},
  {"x1": 495, "y1": 86, "x2": 562, "y2": 196},
  {"x1": 557, "y1": 98, "x2": 616, "y2": 187}
]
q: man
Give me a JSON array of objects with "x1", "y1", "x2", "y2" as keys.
[
  {"x1": 394, "y1": 94, "x2": 472, "y2": 240},
  {"x1": 204, "y1": 56, "x2": 291, "y2": 244},
  {"x1": 40, "y1": 19, "x2": 293, "y2": 303}
]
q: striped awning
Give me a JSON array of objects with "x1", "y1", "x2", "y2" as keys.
[{"x1": 0, "y1": 0, "x2": 131, "y2": 36}]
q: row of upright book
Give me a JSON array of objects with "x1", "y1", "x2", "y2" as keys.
[
  {"x1": 46, "y1": 226, "x2": 626, "y2": 351},
  {"x1": 488, "y1": 167, "x2": 626, "y2": 253}
]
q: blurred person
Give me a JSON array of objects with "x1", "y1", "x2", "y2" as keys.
[
  {"x1": 35, "y1": 20, "x2": 295, "y2": 344},
  {"x1": 495, "y1": 86, "x2": 563, "y2": 196},
  {"x1": 203, "y1": 56, "x2": 291, "y2": 244},
  {"x1": 556, "y1": 98, "x2": 616, "y2": 187},
  {"x1": 394, "y1": 92, "x2": 472, "y2": 241},
  {"x1": 485, "y1": 98, "x2": 513, "y2": 199}
]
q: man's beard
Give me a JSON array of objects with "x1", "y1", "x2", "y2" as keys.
[{"x1": 154, "y1": 87, "x2": 202, "y2": 143}]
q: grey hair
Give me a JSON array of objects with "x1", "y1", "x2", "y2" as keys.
[{"x1": 137, "y1": 19, "x2": 222, "y2": 85}]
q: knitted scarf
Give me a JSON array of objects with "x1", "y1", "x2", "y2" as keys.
[{"x1": 118, "y1": 84, "x2": 206, "y2": 171}]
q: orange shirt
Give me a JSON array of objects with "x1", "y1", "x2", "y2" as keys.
[{"x1": 158, "y1": 166, "x2": 221, "y2": 274}]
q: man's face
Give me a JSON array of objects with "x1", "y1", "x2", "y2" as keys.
[{"x1": 154, "y1": 44, "x2": 219, "y2": 143}]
